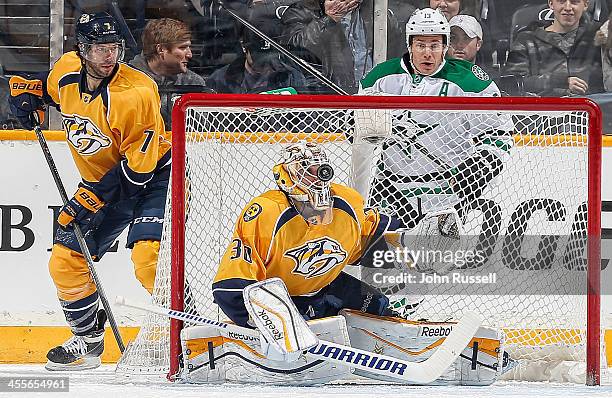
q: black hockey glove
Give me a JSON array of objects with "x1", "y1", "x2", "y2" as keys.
[{"x1": 444, "y1": 149, "x2": 504, "y2": 204}]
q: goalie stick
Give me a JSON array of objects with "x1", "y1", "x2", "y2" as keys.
[{"x1": 116, "y1": 296, "x2": 482, "y2": 384}]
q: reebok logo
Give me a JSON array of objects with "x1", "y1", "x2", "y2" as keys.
[
  {"x1": 257, "y1": 310, "x2": 283, "y2": 341},
  {"x1": 228, "y1": 331, "x2": 259, "y2": 342},
  {"x1": 360, "y1": 293, "x2": 373, "y2": 313},
  {"x1": 420, "y1": 326, "x2": 453, "y2": 337}
]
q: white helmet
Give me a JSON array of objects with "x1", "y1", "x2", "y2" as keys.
[
  {"x1": 406, "y1": 8, "x2": 450, "y2": 47},
  {"x1": 405, "y1": 8, "x2": 450, "y2": 75}
]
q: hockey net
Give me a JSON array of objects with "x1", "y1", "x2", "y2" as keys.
[{"x1": 116, "y1": 94, "x2": 602, "y2": 385}]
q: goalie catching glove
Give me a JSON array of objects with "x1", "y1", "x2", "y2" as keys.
[
  {"x1": 58, "y1": 184, "x2": 105, "y2": 229},
  {"x1": 8, "y1": 75, "x2": 46, "y2": 130}
]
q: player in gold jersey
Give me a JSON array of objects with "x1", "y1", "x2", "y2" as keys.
[
  {"x1": 8, "y1": 13, "x2": 170, "y2": 371},
  {"x1": 212, "y1": 142, "x2": 404, "y2": 328}
]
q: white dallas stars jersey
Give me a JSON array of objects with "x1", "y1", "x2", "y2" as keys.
[{"x1": 358, "y1": 56, "x2": 514, "y2": 212}]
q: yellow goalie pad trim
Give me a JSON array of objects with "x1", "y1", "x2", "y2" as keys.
[
  {"x1": 185, "y1": 337, "x2": 265, "y2": 360},
  {"x1": 504, "y1": 328, "x2": 583, "y2": 346},
  {"x1": 353, "y1": 327, "x2": 500, "y2": 358}
]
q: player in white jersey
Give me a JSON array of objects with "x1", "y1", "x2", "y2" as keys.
[{"x1": 356, "y1": 8, "x2": 514, "y2": 228}]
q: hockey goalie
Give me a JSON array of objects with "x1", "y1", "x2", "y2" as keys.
[{"x1": 179, "y1": 142, "x2": 510, "y2": 385}]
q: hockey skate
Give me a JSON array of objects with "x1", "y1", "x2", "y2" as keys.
[{"x1": 45, "y1": 309, "x2": 106, "y2": 371}]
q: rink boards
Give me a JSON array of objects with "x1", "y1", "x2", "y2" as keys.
[{"x1": 0, "y1": 130, "x2": 610, "y2": 364}]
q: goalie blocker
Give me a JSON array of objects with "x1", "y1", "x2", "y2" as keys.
[{"x1": 179, "y1": 309, "x2": 507, "y2": 385}]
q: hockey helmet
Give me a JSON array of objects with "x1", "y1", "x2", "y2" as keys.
[
  {"x1": 405, "y1": 8, "x2": 450, "y2": 75},
  {"x1": 76, "y1": 12, "x2": 125, "y2": 62},
  {"x1": 406, "y1": 8, "x2": 450, "y2": 47},
  {"x1": 273, "y1": 142, "x2": 334, "y2": 224},
  {"x1": 76, "y1": 12, "x2": 122, "y2": 44}
]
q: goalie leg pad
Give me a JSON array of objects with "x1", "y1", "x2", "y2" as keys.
[
  {"x1": 180, "y1": 315, "x2": 352, "y2": 385},
  {"x1": 340, "y1": 309, "x2": 505, "y2": 385}
]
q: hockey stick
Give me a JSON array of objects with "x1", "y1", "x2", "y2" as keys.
[
  {"x1": 32, "y1": 122, "x2": 125, "y2": 353},
  {"x1": 116, "y1": 296, "x2": 482, "y2": 384}
]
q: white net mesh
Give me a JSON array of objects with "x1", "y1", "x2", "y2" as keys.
[{"x1": 116, "y1": 100, "x2": 600, "y2": 383}]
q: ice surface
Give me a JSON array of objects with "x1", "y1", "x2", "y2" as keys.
[{"x1": 1, "y1": 364, "x2": 612, "y2": 398}]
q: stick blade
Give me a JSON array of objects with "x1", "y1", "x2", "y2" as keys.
[{"x1": 411, "y1": 311, "x2": 483, "y2": 384}]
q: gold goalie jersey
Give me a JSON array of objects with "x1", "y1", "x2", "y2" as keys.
[
  {"x1": 212, "y1": 183, "x2": 387, "y2": 325},
  {"x1": 45, "y1": 51, "x2": 170, "y2": 199}
]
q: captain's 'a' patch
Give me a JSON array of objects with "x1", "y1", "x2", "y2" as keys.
[
  {"x1": 471, "y1": 65, "x2": 489, "y2": 81},
  {"x1": 243, "y1": 203, "x2": 262, "y2": 222}
]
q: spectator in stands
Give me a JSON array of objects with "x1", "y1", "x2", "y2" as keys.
[
  {"x1": 388, "y1": 0, "x2": 418, "y2": 61},
  {"x1": 280, "y1": 0, "x2": 360, "y2": 93},
  {"x1": 280, "y1": 0, "x2": 403, "y2": 93},
  {"x1": 503, "y1": 0, "x2": 604, "y2": 97},
  {"x1": 446, "y1": 13, "x2": 499, "y2": 79},
  {"x1": 129, "y1": 18, "x2": 207, "y2": 130},
  {"x1": 207, "y1": 16, "x2": 311, "y2": 94},
  {"x1": 447, "y1": 14, "x2": 482, "y2": 63},
  {"x1": 429, "y1": 0, "x2": 479, "y2": 21},
  {"x1": 389, "y1": 0, "x2": 418, "y2": 29}
]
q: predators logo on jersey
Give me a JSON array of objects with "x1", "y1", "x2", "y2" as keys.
[
  {"x1": 243, "y1": 203, "x2": 262, "y2": 222},
  {"x1": 62, "y1": 114, "x2": 112, "y2": 156},
  {"x1": 286, "y1": 237, "x2": 348, "y2": 279}
]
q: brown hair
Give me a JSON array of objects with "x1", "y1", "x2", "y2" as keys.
[{"x1": 142, "y1": 18, "x2": 191, "y2": 62}]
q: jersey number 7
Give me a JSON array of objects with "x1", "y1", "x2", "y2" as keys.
[{"x1": 140, "y1": 130, "x2": 155, "y2": 153}]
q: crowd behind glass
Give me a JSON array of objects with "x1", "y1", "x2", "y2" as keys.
[{"x1": 1, "y1": 0, "x2": 612, "y2": 129}]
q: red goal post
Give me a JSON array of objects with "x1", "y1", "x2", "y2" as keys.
[{"x1": 166, "y1": 94, "x2": 602, "y2": 384}]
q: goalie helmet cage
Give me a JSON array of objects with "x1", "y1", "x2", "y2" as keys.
[{"x1": 115, "y1": 94, "x2": 602, "y2": 385}]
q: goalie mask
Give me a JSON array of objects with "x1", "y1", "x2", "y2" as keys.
[{"x1": 273, "y1": 142, "x2": 334, "y2": 225}]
